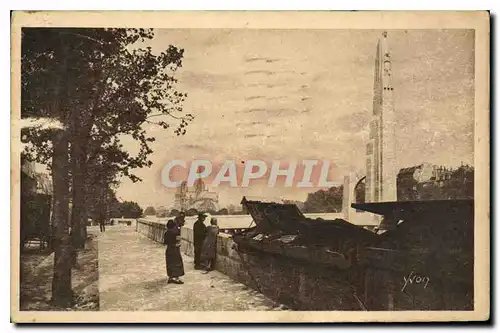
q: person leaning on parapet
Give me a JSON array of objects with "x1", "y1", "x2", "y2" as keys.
[
  {"x1": 174, "y1": 211, "x2": 186, "y2": 228},
  {"x1": 163, "y1": 219, "x2": 185, "y2": 284},
  {"x1": 193, "y1": 212, "x2": 208, "y2": 270},
  {"x1": 201, "y1": 217, "x2": 219, "y2": 273}
]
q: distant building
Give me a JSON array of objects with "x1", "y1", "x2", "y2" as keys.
[
  {"x1": 21, "y1": 158, "x2": 53, "y2": 195},
  {"x1": 20, "y1": 156, "x2": 52, "y2": 249},
  {"x1": 227, "y1": 204, "x2": 244, "y2": 215},
  {"x1": 155, "y1": 206, "x2": 168, "y2": 217},
  {"x1": 173, "y1": 179, "x2": 219, "y2": 212},
  {"x1": 397, "y1": 162, "x2": 473, "y2": 201}
]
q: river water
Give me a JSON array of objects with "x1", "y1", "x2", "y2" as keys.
[{"x1": 141, "y1": 213, "x2": 347, "y2": 229}]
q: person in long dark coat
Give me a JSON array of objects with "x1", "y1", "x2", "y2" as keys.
[
  {"x1": 99, "y1": 219, "x2": 105, "y2": 232},
  {"x1": 193, "y1": 213, "x2": 207, "y2": 270},
  {"x1": 201, "y1": 218, "x2": 219, "y2": 272},
  {"x1": 98, "y1": 211, "x2": 106, "y2": 232},
  {"x1": 163, "y1": 219, "x2": 185, "y2": 284}
]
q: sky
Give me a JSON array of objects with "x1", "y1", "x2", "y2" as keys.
[{"x1": 113, "y1": 29, "x2": 475, "y2": 209}]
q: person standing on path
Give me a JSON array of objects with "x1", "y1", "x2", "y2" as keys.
[
  {"x1": 99, "y1": 214, "x2": 106, "y2": 233},
  {"x1": 201, "y1": 217, "x2": 219, "y2": 272},
  {"x1": 163, "y1": 219, "x2": 185, "y2": 284},
  {"x1": 193, "y1": 213, "x2": 207, "y2": 270}
]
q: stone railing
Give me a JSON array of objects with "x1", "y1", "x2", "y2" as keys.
[
  {"x1": 136, "y1": 218, "x2": 166, "y2": 243},
  {"x1": 111, "y1": 218, "x2": 136, "y2": 227},
  {"x1": 136, "y1": 216, "x2": 472, "y2": 311},
  {"x1": 136, "y1": 218, "x2": 362, "y2": 310},
  {"x1": 181, "y1": 227, "x2": 361, "y2": 310}
]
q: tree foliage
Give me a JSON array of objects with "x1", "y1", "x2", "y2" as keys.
[
  {"x1": 20, "y1": 28, "x2": 193, "y2": 305},
  {"x1": 186, "y1": 208, "x2": 199, "y2": 217},
  {"x1": 169, "y1": 209, "x2": 180, "y2": 217},
  {"x1": 110, "y1": 201, "x2": 143, "y2": 219},
  {"x1": 143, "y1": 206, "x2": 157, "y2": 216},
  {"x1": 216, "y1": 208, "x2": 229, "y2": 215},
  {"x1": 21, "y1": 28, "x2": 193, "y2": 181},
  {"x1": 303, "y1": 186, "x2": 344, "y2": 213}
]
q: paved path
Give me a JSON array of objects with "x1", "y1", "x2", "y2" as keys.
[{"x1": 98, "y1": 226, "x2": 282, "y2": 311}]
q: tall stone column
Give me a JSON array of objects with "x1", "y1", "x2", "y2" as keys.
[
  {"x1": 365, "y1": 31, "x2": 397, "y2": 205},
  {"x1": 379, "y1": 32, "x2": 397, "y2": 202}
]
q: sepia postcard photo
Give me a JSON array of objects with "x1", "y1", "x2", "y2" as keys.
[{"x1": 10, "y1": 11, "x2": 490, "y2": 323}]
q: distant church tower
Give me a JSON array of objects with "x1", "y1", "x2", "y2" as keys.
[{"x1": 365, "y1": 31, "x2": 397, "y2": 203}]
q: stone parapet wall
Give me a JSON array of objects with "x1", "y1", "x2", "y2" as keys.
[
  {"x1": 211, "y1": 236, "x2": 361, "y2": 310},
  {"x1": 136, "y1": 218, "x2": 361, "y2": 310},
  {"x1": 136, "y1": 215, "x2": 472, "y2": 311},
  {"x1": 136, "y1": 218, "x2": 166, "y2": 243}
]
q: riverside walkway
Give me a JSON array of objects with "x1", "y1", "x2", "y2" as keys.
[{"x1": 98, "y1": 226, "x2": 283, "y2": 311}]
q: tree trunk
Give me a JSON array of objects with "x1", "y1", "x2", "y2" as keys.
[
  {"x1": 51, "y1": 130, "x2": 73, "y2": 307},
  {"x1": 70, "y1": 140, "x2": 87, "y2": 250}
]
